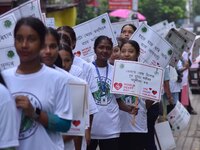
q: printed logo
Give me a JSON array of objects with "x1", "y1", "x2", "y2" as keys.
[
  {"x1": 141, "y1": 27, "x2": 147, "y2": 33},
  {"x1": 114, "y1": 82, "x2": 122, "y2": 90},
  {"x1": 4, "y1": 20, "x2": 12, "y2": 28},
  {"x1": 72, "y1": 120, "x2": 81, "y2": 127},
  {"x1": 101, "y1": 18, "x2": 106, "y2": 24},
  {"x1": 13, "y1": 92, "x2": 42, "y2": 140},
  {"x1": 93, "y1": 77, "x2": 112, "y2": 106},
  {"x1": 119, "y1": 63, "x2": 124, "y2": 69},
  {"x1": 7, "y1": 50, "x2": 15, "y2": 58}
]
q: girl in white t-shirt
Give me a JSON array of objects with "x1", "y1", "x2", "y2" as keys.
[
  {"x1": 119, "y1": 40, "x2": 148, "y2": 150},
  {"x1": 2, "y1": 17, "x2": 73, "y2": 150},
  {"x1": 0, "y1": 75, "x2": 20, "y2": 149},
  {"x1": 87, "y1": 36, "x2": 137, "y2": 150}
]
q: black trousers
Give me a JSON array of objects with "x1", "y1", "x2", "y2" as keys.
[{"x1": 87, "y1": 137, "x2": 119, "y2": 150}]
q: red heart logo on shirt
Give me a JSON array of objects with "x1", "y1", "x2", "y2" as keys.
[
  {"x1": 72, "y1": 120, "x2": 81, "y2": 127},
  {"x1": 74, "y1": 51, "x2": 81, "y2": 57},
  {"x1": 152, "y1": 90, "x2": 157, "y2": 95},
  {"x1": 114, "y1": 82, "x2": 122, "y2": 90}
]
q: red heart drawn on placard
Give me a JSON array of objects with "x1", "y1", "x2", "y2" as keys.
[
  {"x1": 114, "y1": 82, "x2": 122, "y2": 90},
  {"x1": 74, "y1": 51, "x2": 81, "y2": 57},
  {"x1": 152, "y1": 90, "x2": 157, "y2": 95},
  {"x1": 72, "y1": 120, "x2": 81, "y2": 127}
]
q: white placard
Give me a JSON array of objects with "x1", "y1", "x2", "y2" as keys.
[
  {"x1": 130, "y1": 23, "x2": 174, "y2": 68},
  {"x1": 111, "y1": 60, "x2": 164, "y2": 102},
  {"x1": 0, "y1": 0, "x2": 43, "y2": 22},
  {"x1": 151, "y1": 20, "x2": 169, "y2": 37},
  {"x1": 0, "y1": 46, "x2": 20, "y2": 71},
  {"x1": 64, "y1": 82, "x2": 88, "y2": 136},
  {"x1": 73, "y1": 13, "x2": 117, "y2": 62},
  {"x1": 167, "y1": 101, "x2": 191, "y2": 133},
  {"x1": 165, "y1": 28, "x2": 188, "y2": 67},
  {"x1": 178, "y1": 28, "x2": 196, "y2": 52},
  {"x1": 192, "y1": 37, "x2": 200, "y2": 62},
  {"x1": 46, "y1": 17, "x2": 55, "y2": 28},
  {"x1": 112, "y1": 19, "x2": 139, "y2": 39},
  {"x1": 0, "y1": 13, "x2": 16, "y2": 49}
]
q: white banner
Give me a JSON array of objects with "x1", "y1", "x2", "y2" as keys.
[
  {"x1": 0, "y1": 13, "x2": 16, "y2": 49},
  {"x1": 130, "y1": 23, "x2": 174, "y2": 68},
  {"x1": 112, "y1": 19, "x2": 139, "y2": 39},
  {"x1": 73, "y1": 13, "x2": 117, "y2": 62},
  {"x1": 111, "y1": 60, "x2": 164, "y2": 102},
  {"x1": 0, "y1": 46, "x2": 20, "y2": 71}
]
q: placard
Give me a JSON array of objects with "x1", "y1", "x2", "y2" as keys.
[
  {"x1": 46, "y1": 17, "x2": 55, "y2": 28},
  {"x1": 112, "y1": 19, "x2": 139, "y2": 39},
  {"x1": 0, "y1": 13, "x2": 16, "y2": 49},
  {"x1": 111, "y1": 60, "x2": 164, "y2": 102},
  {"x1": 0, "y1": 46, "x2": 20, "y2": 71},
  {"x1": 130, "y1": 23, "x2": 174, "y2": 68},
  {"x1": 64, "y1": 82, "x2": 88, "y2": 136},
  {"x1": 165, "y1": 28, "x2": 188, "y2": 67},
  {"x1": 192, "y1": 37, "x2": 200, "y2": 62},
  {"x1": 178, "y1": 28, "x2": 196, "y2": 52},
  {"x1": 167, "y1": 101, "x2": 190, "y2": 133},
  {"x1": 73, "y1": 13, "x2": 117, "y2": 62},
  {"x1": 0, "y1": 0, "x2": 43, "y2": 22},
  {"x1": 151, "y1": 20, "x2": 169, "y2": 37}
]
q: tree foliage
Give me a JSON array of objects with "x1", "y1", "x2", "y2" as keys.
[
  {"x1": 193, "y1": 0, "x2": 200, "y2": 17},
  {"x1": 139, "y1": 0, "x2": 186, "y2": 25}
]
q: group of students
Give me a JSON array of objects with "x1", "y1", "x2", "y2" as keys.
[{"x1": 0, "y1": 16, "x2": 195, "y2": 150}]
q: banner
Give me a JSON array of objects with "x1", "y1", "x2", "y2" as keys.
[
  {"x1": 130, "y1": 23, "x2": 174, "y2": 68},
  {"x1": 192, "y1": 37, "x2": 200, "y2": 62},
  {"x1": 112, "y1": 19, "x2": 139, "y2": 39},
  {"x1": 73, "y1": 13, "x2": 117, "y2": 62},
  {"x1": 111, "y1": 60, "x2": 164, "y2": 102},
  {"x1": 109, "y1": 0, "x2": 132, "y2": 10}
]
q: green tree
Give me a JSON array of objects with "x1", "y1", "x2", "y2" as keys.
[
  {"x1": 139, "y1": 0, "x2": 186, "y2": 25},
  {"x1": 193, "y1": 0, "x2": 200, "y2": 17}
]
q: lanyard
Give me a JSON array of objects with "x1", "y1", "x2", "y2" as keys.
[{"x1": 93, "y1": 61, "x2": 109, "y2": 92}]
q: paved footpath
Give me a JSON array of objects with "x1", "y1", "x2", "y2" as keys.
[{"x1": 174, "y1": 91, "x2": 200, "y2": 150}]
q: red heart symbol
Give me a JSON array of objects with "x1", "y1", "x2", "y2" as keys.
[
  {"x1": 152, "y1": 90, "x2": 157, "y2": 95},
  {"x1": 149, "y1": 88, "x2": 152, "y2": 90},
  {"x1": 114, "y1": 82, "x2": 122, "y2": 90},
  {"x1": 74, "y1": 51, "x2": 81, "y2": 57},
  {"x1": 72, "y1": 120, "x2": 81, "y2": 127}
]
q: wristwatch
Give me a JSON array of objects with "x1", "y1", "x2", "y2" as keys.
[{"x1": 33, "y1": 107, "x2": 41, "y2": 120}]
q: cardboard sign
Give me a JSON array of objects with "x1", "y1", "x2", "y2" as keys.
[
  {"x1": 0, "y1": 0, "x2": 43, "y2": 22},
  {"x1": 0, "y1": 46, "x2": 20, "y2": 71},
  {"x1": 0, "y1": 13, "x2": 16, "y2": 49},
  {"x1": 73, "y1": 13, "x2": 117, "y2": 62},
  {"x1": 130, "y1": 23, "x2": 174, "y2": 68},
  {"x1": 178, "y1": 28, "x2": 196, "y2": 52},
  {"x1": 165, "y1": 28, "x2": 188, "y2": 67},
  {"x1": 112, "y1": 20, "x2": 139, "y2": 39},
  {"x1": 64, "y1": 82, "x2": 88, "y2": 136},
  {"x1": 111, "y1": 60, "x2": 164, "y2": 102},
  {"x1": 167, "y1": 101, "x2": 190, "y2": 133},
  {"x1": 192, "y1": 37, "x2": 200, "y2": 62},
  {"x1": 151, "y1": 20, "x2": 169, "y2": 37},
  {"x1": 46, "y1": 17, "x2": 55, "y2": 28}
]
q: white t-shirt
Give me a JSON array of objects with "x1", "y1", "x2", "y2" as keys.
[
  {"x1": 73, "y1": 56, "x2": 98, "y2": 93},
  {"x1": 119, "y1": 96, "x2": 147, "y2": 133},
  {"x1": 2, "y1": 65, "x2": 73, "y2": 150},
  {"x1": 90, "y1": 63, "x2": 120, "y2": 139},
  {"x1": 0, "y1": 84, "x2": 20, "y2": 148},
  {"x1": 169, "y1": 66, "x2": 182, "y2": 93}
]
